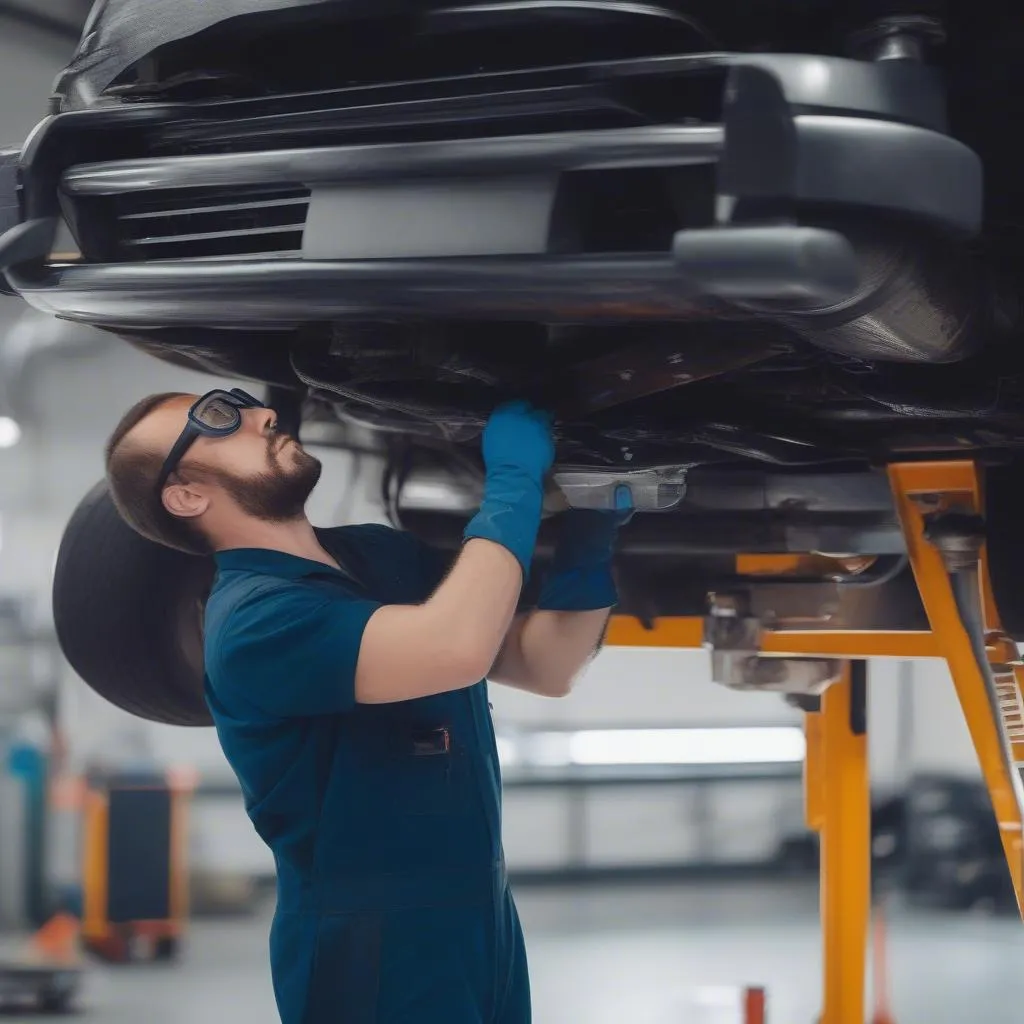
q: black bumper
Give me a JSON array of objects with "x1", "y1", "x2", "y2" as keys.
[
  {"x1": 11, "y1": 239, "x2": 862, "y2": 328},
  {"x1": 0, "y1": 51, "x2": 983, "y2": 328}
]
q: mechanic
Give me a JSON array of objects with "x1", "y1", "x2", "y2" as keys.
[{"x1": 101, "y1": 387, "x2": 631, "y2": 1024}]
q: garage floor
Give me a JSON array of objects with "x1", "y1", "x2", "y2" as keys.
[{"x1": 59, "y1": 880, "x2": 1024, "y2": 1024}]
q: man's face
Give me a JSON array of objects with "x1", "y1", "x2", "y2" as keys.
[{"x1": 137, "y1": 394, "x2": 322, "y2": 523}]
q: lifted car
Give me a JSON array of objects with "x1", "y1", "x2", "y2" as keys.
[{"x1": 3, "y1": 0, "x2": 1024, "y2": 724}]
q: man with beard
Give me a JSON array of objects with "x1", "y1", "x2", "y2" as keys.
[{"x1": 102, "y1": 387, "x2": 630, "y2": 1024}]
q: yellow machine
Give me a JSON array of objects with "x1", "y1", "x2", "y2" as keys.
[
  {"x1": 80, "y1": 770, "x2": 191, "y2": 963},
  {"x1": 605, "y1": 460, "x2": 1024, "y2": 1024}
]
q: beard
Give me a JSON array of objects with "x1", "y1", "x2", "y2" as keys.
[{"x1": 215, "y1": 435, "x2": 323, "y2": 522}]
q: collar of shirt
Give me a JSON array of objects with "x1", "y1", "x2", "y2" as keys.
[{"x1": 213, "y1": 546, "x2": 353, "y2": 583}]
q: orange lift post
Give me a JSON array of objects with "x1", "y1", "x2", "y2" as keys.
[{"x1": 604, "y1": 460, "x2": 1024, "y2": 1024}]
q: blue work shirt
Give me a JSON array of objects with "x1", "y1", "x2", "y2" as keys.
[{"x1": 203, "y1": 525, "x2": 509, "y2": 1020}]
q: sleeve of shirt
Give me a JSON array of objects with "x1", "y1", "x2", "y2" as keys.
[
  {"x1": 209, "y1": 585, "x2": 382, "y2": 718},
  {"x1": 413, "y1": 534, "x2": 457, "y2": 594},
  {"x1": 391, "y1": 526, "x2": 537, "y2": 612}
]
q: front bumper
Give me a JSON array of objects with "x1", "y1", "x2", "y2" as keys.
[{"x1": 0, "y1": 51, "x2": 982, "y2": 328}]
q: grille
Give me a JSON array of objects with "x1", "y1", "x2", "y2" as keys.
[
  {"x1": 109, "y1": 185, "x2": 310, "y2": 260},
  {"x1": 145, "y1": 68, "x2": 727, "y2": 156}
]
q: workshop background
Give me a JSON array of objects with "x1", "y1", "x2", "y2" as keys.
[{"x1": 1, "y1": 5, "x2": 1024, "y2": 1023}]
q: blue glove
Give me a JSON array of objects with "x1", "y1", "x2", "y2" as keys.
[
  {"x1": 537, "y1": 486, "x2": 633, "y2": 611},
  {"x1": 463, "y1": 401, "x2": 555, "y2": 573}
]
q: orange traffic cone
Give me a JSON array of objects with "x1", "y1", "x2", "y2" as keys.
[
  {"x1": 744, "y1": 987, "x2": 766, "y2": 1024},
  {"x1": 24, "y1": 913, "x2": 81, "y2": 965}
]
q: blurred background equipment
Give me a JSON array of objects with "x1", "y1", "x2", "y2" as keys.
[
  {"x1": 902, "y1": 773, "x2": 1017, "y2": 914},
  {"x1": 79, "y1": 767, "x2": 192, "y2": 963}
]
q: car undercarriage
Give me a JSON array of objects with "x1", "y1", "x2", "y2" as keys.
[
  {"x1": 4, "y1": 1, "x2": 1024, "y2": 473},
  {"x1": 4, "y1": 0, "x2": 1024, "y2": 686}
]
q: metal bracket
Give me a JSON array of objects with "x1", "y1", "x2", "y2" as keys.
[{"x1": 711, "y1": 650, "x2": 843, "y2": 693}]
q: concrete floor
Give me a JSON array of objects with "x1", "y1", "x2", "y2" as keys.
[{"x1": 44, "y1": 880, "x2": 1024, "y2": 1023}]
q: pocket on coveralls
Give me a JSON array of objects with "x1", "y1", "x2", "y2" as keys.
[{"x1": 374, "y1": 726, "x2": 456, "y2": 817}]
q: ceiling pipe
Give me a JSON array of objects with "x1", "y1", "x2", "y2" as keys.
[{"x1": 0, "y1": 305, "x2": 114, "y2": 424}]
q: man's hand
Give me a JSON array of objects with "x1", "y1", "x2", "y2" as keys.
[
  {"x1": 536, "y1": 488, "x2": 633, "y2": 612},
  {"x1": 462, "y1": 400, "x2": 555, "y2": 574}
]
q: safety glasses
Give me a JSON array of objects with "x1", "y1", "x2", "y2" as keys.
[{"x1": 156, "y1": 388, "x2": 265, "y2": 495}]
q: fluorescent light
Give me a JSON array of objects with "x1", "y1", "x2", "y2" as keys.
[
  {"x1": 0, "y1": 417, "x2": 20, "y2": 449},
  {"x1": 497, "y1": 727, "x2": 806, "y2": 770},
  {"x1": 567, "y1": 727, "x2": 806, "y2": 767},
  {"x1": 526, "y1": 732, "x2": 574, "y2": 768}
]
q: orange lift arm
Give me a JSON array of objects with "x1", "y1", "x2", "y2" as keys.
[{"x1": 604, "y1": 459, "x2": 1024, "y2": 1024}]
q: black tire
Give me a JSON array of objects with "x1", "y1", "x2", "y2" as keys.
[{"x1": 52, "y1": 480, "x2": 215, "y2": 727}]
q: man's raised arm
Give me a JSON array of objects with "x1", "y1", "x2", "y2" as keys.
[{"x1": 355, "y1": 401, "x2": 554, "y2": 704}]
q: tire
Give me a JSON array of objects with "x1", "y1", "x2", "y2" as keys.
[{"x1": 52, "y1": 480, "x2": 215, "y2": 727}]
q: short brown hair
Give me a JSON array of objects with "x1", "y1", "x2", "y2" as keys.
[{"x1": 105, "y1": 392, "x2": 209, "y2": 556}]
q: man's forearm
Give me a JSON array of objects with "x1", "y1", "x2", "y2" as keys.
[
  {"x1": 425, "y1": 537, "x2": 526, "y2": 674},
  {"x1": 356, "y1": 538, "x2": 525, "y2": 703},
  {"x1": 491, "y1": 607, "x2": 611, "y2": 697}
]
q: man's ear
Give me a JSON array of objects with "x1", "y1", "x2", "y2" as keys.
[{"x1": 162, "y1": 480, "x2": 210, "y2": 520}]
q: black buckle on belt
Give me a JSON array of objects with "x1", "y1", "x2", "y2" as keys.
[{"x1": 411, "y1": 727, "x2": 450, "y2": 756}]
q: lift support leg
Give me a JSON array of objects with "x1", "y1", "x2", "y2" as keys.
[
  {"x1": 888, "y1": 461, "x2": 1024, "y2": 911},
  {"x1": 804, "y1": 663, "x2": 870, "y2": 1024},
  {"x1": 605, "y1": 458, "x2": 1024, "y2": 1021}
]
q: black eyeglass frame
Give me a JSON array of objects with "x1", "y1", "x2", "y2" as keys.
[{"x1": 155, "y1": 388, "x2": 265, "y2": 495}]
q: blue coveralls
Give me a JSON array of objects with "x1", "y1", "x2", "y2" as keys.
[{"x1": 202, "y1": 525, "x2": 530, "y2": 1024}]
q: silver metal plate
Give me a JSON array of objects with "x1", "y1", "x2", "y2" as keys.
[{"x1": 303, "y1": 177, "x2": 558, "y2": 259}]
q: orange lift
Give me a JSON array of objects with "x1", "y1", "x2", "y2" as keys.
[{"x1": 604, "y1": 460, "x2": 1024, "y2": 1024}]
